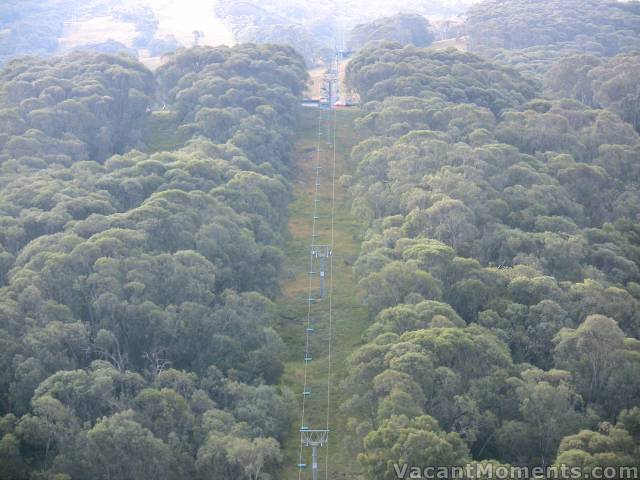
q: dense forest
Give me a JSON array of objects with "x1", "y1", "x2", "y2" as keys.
[
  {"x1": 348, "y1": 14, "x2": 435, "y2": 52},
  {"x1": 342, "y1": 7, "x2": 640, "y2": 472},
  {"x1": 1, "y1": 0, "x2": 640, "y2": 478},
  {"x1": 0, "y1": 44, "x2": 308, "y2": 479},
  {"x1": 467, "y1": 0, "x2": 640, "y2": 74}
]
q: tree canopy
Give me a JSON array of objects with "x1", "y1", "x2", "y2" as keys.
[
  {"x1": 2, "y1": 0, "x2": 640, "y2": 476},
  {"x1": 348, "y1": 14, "x2": 435, "y2": 52},
  {"x1": 467, "y1": 0, "x2": 640, "y2": 74},
  {"x1": 0, "y1": 44, "x2": 307, "y2": 480},
  {"x1": 343, "y1": 18, "x2": 640, "y2": 467}
]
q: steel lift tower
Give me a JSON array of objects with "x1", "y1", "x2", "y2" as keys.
[
  {"x1": 298, "y1": 429, "x2": 329, "y2": 480},
  {"x1": 311, "y1": 245, "x2": 332, "y2": 298}
]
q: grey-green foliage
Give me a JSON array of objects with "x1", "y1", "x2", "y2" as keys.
[
  {"x1": 546, "y1": 53, "x2": 640, "y2": 133},
  {"x1": 0, "y1": 44, "x2": 308, "y2": 479},
  {"x1": 343, "y1": 27, "x2": 640, "y2": 467},
  {"x1": 348, "y1": 14, "x2": 435, "y2": 51},
  {"x1": 467, "y1": 0, "x2": 640, "y2": 75},
  {"x1": 156, "y1": 44, "x2": 308, "y2": 171},
  {"x1": 0, "y1": 52, "x2": 154, "y2": 162},
  {"x1": 346, "y1": 44, "x2": 537, "y2": 113},
  {"x1": 468, "y1": 0, "x2": 640, "y2": 52}
]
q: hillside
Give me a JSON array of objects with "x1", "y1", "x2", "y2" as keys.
[
  {"x1": 0, "y1": 44, "x2": 310, "y2": 479},
  {"x1": 338, "y1": 34, "x2": 640, "y2": 473},
  {"x1": 1, "y1": 1, "x2": 640, "y2": 479}
]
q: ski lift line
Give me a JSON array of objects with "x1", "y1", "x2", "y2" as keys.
[
  {"x1": 324, "y1": 53, "x2": 340, "y2": 480},
  {"x1": 300, "y1": 50, "x2": 341, "y2": 480},
  {"x1": 299, "y1": 99, "x2": 329, "y2": 478},
  {"x1": 298, "y1": 107, "x2": 323, "y2": 480}
]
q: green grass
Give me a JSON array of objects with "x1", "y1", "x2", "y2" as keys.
[
  {"x1": 140, "y1": 111, "x2": 187, "y2": 153},
  {"x1": 275, "y1": 108, "x2": 369, "y2": 480}
]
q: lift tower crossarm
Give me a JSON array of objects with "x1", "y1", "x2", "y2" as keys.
[
  {"x1": 311, "y1": 245, "x2": 332, "y2": 299},
  {"x1": 300, "y1": 430, "x2": 330, "y2": 480}
]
